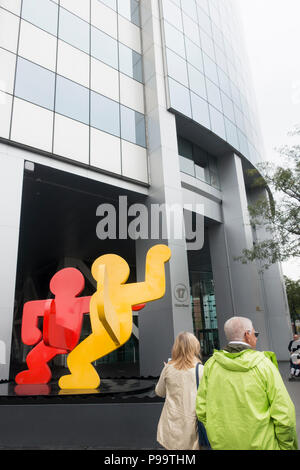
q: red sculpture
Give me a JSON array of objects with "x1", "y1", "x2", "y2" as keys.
[{"x1": 15, "y1": 268, "x2": 91, "y2": 385}]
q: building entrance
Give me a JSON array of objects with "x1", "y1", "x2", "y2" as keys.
[
  {"x1": 188, "y1": 229, "x2": 220, "y2": 359},
  {"x1": 10, "y1": 163, "x2": 145, "y2": 381}
]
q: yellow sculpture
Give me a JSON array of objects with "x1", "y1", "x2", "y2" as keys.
[{"x1": 58, "y1": 244, "x2": 171, "y2": 389}]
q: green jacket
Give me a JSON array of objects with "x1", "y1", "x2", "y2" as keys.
[{"x1": 196, "y1": 349, "x2": 298, "y2": 450}]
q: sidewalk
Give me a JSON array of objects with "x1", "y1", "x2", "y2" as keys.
[{"x1": 278, "y1": 362, "x2": 300, "y2": 443}]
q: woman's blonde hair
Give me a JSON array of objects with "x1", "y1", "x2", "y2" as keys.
[{"x1": 169, "y1": 332, "x2": 202, "y2": 370}]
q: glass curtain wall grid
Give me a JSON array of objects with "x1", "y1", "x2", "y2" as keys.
[
  {"x1": 0, "y1": 0, "x2": 148, "y2": 181},
  {"x1": 160, "y1": 0, "x2": 263, "y2": 166}
]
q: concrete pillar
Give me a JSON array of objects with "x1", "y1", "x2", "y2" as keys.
[
  {"x1": 0, "y1": 146, "x2": 24, "y2": 380},
  {"x1": 208, "y1": 153, "x2": 270, "y2": 352},
  {"x1": 137, "y1": 0, "x2": 193, "y2": 376},
  {"x1": 247, "y1": 187, "x2": 292, "y2": 360}
]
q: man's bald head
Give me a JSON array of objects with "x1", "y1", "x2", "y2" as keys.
[{"x1": 224, "y1": 317, "x2": 253, "y2": 343}]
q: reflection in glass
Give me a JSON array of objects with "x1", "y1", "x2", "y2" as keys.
[
  {"x1": 15, "y1": 57, "x2": 55, "y2": 110},
  {"x1": 59, "y1": 8, "x2": 89, "y2": 54},
  {"x1": 185, "y1": 38, "x2": 203, "y2": 72},
  {"x1": 168, "y1": 78, "x2": 191, "y2": 118},
  {"x1": 22, "y1": 0, "x2": 58, "y2": 36},
  {"x1": 225, "y1": 118, "x2": 239, "y2": 149},
  {"x1": 188, "y1": 65, "x2": 206, "y2": 99},
  {"x1": 206, "y1": 79, "x2": 222, "y2": 111},
  {"x1": 119, "y1": 43, "x2": 143, "y2": 83},
  {"x1": 91, "y1": 92, "x2": 120, "y2": 137},
  {"x1": 166, "y1": 49, "x2": 188, "y2": 87},
  {"x1": 55, "y1": 75, "x2": 89, "y2": 125},
  {"x1": 203, "y1": 53, "x2": 219, "y2": 85},
  {"x1": 164, "y1": 22, "x2": 185, "y2": 58},
  {"x1": 209, "y1": 106, "x2": 226, "y2": 141},
  {"x1": 91, "y1": 26, "x2": 118, "y2": 69},
  {"x1": 161, "y1": 0, "x2": 183, "y2": 31},
  {"x1": 178, "y1": 136, "x2": 193, "y2": 160},
  {"x1": 98, "y1": 0, "x2": 117, "y2": 10},
  {"x1": 121, "y1": 105, "x2": 146, "y2": 147},
  {"x1": 180, "y1": 156, "x2": 195, "y2": 177},
  {"x1": 191, "y1": 93, "x2": 210, "y2": 129}
]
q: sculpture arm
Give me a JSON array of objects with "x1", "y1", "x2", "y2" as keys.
[
  {"x1": 123, "y1": 244, "x2": 171, "y2": 305},
  {"x1": 21, "y1": 300, "x2": 48, "y2": 345}
]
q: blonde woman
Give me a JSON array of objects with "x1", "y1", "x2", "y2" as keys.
[{"x1": 155, "y1": 332, "x2": 204, "y2": 450}]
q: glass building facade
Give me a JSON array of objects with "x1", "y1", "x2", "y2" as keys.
[
  {"x1": 0, "y1": 0, "x2": 148, "y2": 181},
  {"x1": 161, "y1": 0, "x2": 263, "y2": 166}
]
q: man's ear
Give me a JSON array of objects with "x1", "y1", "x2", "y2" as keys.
[{"x1": 244, "y1": 331, "x2": 250, "y2": 345}]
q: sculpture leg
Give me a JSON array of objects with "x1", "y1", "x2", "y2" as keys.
[
  {"x1": 15, "y1": 341, "x2": 66, "y2": 384},
  {"x1": 58, "y1": 329, "x2": 117, "y2": 389}
]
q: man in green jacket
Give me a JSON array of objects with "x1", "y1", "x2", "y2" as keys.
[{"x1": 196, "y1": 316, "x2": 298, "y2": 450}]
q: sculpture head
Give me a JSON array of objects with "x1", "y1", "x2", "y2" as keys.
[
  {"x1": 91, "y1": 254, "x2": 130, "y2": 286},
  {"x1": 50, "y1": 268, "x2": 85, "y2": 297}
]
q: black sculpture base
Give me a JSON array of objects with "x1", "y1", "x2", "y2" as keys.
[
  {"x1": 0, "y1": 378, "x2": 163, "y2": 449},
  {"x1": 0, "y1": 378, "x2": 155, "y2": 400}
]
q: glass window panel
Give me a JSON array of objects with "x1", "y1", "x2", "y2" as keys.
[
  {"x1": 59, "y1": 8, "x2": 89, "y2": 54},
  {"x1": 166, "y1": 49, "x2": 188, "y2": 87},
  {"x1": 178, "y1": 136, "x2": 193, "y2": 159},
  {"x1": 117, "y1": 0, "x2": 140, "y2": 27},
  {"x1": 182, "y1": 14, "x2": 200, "y2": 46},
  {"x1": 191, "y1": 92, "x2": 210, "y2": 129},
  {"x1": 185, "y1": 38, "x2": 203, "y2": 72},
  {"x1": 91, "y1": 26, "x2": 118, "y2": 69},
  {"x1": 203, "y1": 53, "x2": 219, "y2": 85},
  {"x1": 98, "y1": 0, "x2": 117, "y2": 10},
  {"x1": 225, "y1": 117, "x2": 239, "y2": 149},
  {"x1": 209, "y1": 105, "x2": 226, "y2": 140},
  {"x1": 218, "y1": 67, "x2": 231, "y2": 97},
  {"x1": 91, "y1": 91, "x2": 120, "y2": 137},
  {"x1": 188, "y1": 64, "x2": 206, "y2": 99},
  {"x1": 163, "y1": 21, "x2": 186, "y2": 58},
  {"x1": 237, "y1": 130, "x2": 250, "y2": 159},
  {"x1": 161, "y1": 0, "x2": 183, "y2": 31},
  {"x1": 22, "y1": 0, "x2": 58, "y2": 36},
  {"x1": 15, "y1": 57, "x2": 55, "y2": 110},
  {"x1": 234, "y1": 105, "x2": 246, "y2": 134},
  {"x1": 206, "y1": 79, "x2": 222, "y2": 111},
  {"x1": 180, "y1": 156, "x2": 195, "y2": 176},
  {"x1": 121, "y1": 105, "x2": 146, "y2": 147},
  {"x1": 215, "y1": 46, "x2": 228, "y2": 74},
  {"x1": 168, "y1": 78, "x2": 192, "y2": 118},
  {"x1": 181, "y1": 0, "x2": 197, "y2": 20},
  {"x1": 200, "y1": 29, "x2": 215, "y2": 60},
  {"x1": 212, "y1": 23, "x2": 224, "y2": 50},
  {"x1": 197, "y1": 9, "x2": 212, "y2": 36},
  {"x1": 197, "y1": 0, "x2": 209, "y2": 15},
  {"x1": 119, "y1": 43, "x2": 143, "y2": 83},
  {"x1": 55, "y1": 75, "x2": 89, "y2": 125},
  {"x1": 194, "y1": 147, "x2": 210, "y2": 184},
  {"x1": 208, "y1": 155, "x2": 220, "y2": 189},
  {"x1": 221, "y1": 91, "x2": 235, "y2": 122}
]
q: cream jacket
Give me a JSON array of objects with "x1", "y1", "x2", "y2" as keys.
[{"x1": 155, "y1": 362, "x2": 204, "y2": 450}]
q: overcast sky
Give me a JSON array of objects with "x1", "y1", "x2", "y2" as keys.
[{"x1": 236, "y1": 0, "x2": 300, "y2": 280}]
